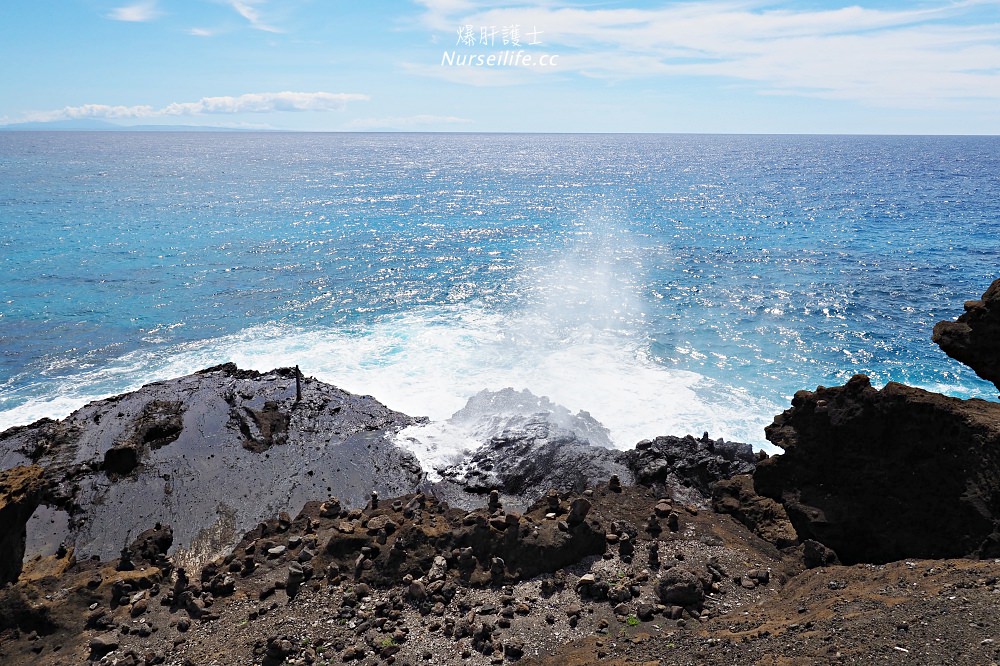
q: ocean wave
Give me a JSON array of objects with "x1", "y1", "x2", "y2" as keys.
[{"x1": 0, "y1": 303, "x2": 783, "y2": 457}]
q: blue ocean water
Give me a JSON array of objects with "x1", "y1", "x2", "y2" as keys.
[{"x1": 1, "y1": 132, "x2": 997, "y2": 458}]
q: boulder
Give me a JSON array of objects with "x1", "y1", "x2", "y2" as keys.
[
  {"x1": 655, "y1": 568, "x2": 704, "y2": 608},
  {"x1": 433, "y1": 390, "x2": 631, "y2": 509},
  {"x1": 127, "y1": 523, "x2": 174, "y2": 565}
]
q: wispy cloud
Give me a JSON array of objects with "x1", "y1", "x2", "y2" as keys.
[
  {"x1": 415, "y1": 1, "x2": 1000, "y2": 108},
  {"x1": 188, "y1": 27, "x2": 215, "y2": 37},
  {"x1": 18, "y1": 92, "x2": 369, "y2": 123},
  {"x1": 108, "y1": 0, "x2": 162, "y2": 22},
  {"x1": 346, "y1": 114, "x2": 473, "y2": 130},
  {"x1": 226, "y1": 0, "x2": 282, "y2": 33}
]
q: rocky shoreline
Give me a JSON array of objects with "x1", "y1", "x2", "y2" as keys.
[{"x1": 0, "y1": 278, "x2": 998, "y2": 665}]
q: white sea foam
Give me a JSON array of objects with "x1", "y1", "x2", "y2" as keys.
[
  {"x1": 0, "y1": 218, "x2": 782, "y2": 457},
  {"x1": 0, "y1": 303, "x2": 781, "y2": 460}
]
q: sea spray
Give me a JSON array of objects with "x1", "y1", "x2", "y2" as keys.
[{"x1": 0, "y1": 303, "x2": 781, "y2": 454}]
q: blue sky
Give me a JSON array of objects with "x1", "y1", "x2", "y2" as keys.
[{"x1": 1, "y1": 0, "x2": 998, "y2": 133}]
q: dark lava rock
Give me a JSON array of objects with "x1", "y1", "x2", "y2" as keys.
[
  {"x1": 933, "y1": 278, "x2": 1000, "y2": 393},
  {"x1": 127, "y1": 523, "x2": 174, "y2": 565},
  {"x1": 431, "y1": 389, "x2": 756, "y2": 511},
  {"x1": 0, "y1": 364, "x2": 422, "y2": 569},
  {"x1": 432, "y1": 389, "x2": 632, "y2": 509},
  {"x1": 655, "y1": 568, "x2": 705, "y2": 608},
  {"x1": 712, "y1": 474, "x2": 798, "y2": 549},
  {"x1": 89, "y1": 633, "x2": 120, "y2": 659},
  {"x1": 758, "y1": 374, "x2": 1000, "y2": 564},
  {"x1": 292, "y1": 491, "x2": 606, "y2": 590},
  {"x1": 624, "y1": 433, "x2": 757, "y2": 500},
  {"x1": 802, "y1": 539, "x2": 840, "y2": 569}
]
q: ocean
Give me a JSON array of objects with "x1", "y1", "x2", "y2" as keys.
[{"x1": 1, "y1": 132, "x2": 997, "y2": 467}]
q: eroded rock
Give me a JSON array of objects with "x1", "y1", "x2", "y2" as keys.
[
  {"x1": 759, "y1": 374, "x2": 1000, "y2": 563},
  {"x1": 0, "y1": 466, "x2": 47, "y2": 584},
  {"x1": 933, "y1": 278, "x2": 1000, "y2": 393}
]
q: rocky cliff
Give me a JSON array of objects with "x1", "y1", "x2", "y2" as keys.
[
  {"x1": 757, "y1": 375, "x2": 1000, "y2": 563},
  {"x1": 933, "y1": 277, "x2": 1000, "y2": 393}
]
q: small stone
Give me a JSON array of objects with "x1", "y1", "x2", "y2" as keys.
[
  {"x1": 567, "y1": 497, "x2": 592, "y2": 526},
  {"x1": 89, "y1": 634, "x2": 119, "y2": 658},
  {"x1": 654, "y1": 500, "x2": 672, "y2": 517},
  {"x1": 656, "y1": 569, "x2": 705, "y2": 607},
  {"x1": 619, "y1": 534, "x2": 635, "y2": 559},
  {"x1": 667, "y1": 512, "x2": 680, "y2": 532},
  {"x1": 645, "y1": 514, "x2": 662, "y2": 536},
  {"x1": 130, "y1": 599, "x2": 148, "y2": 617},
  {"x1": 409, "y1": 580, "x2": 426, "y2": 600},
  {"x1": 504, "y1": 640, "x2": 525, "y2": 660}
]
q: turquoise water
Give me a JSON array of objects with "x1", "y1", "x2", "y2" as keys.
[{"x1": 1, "y1": 132, "x2": 997, "y2": 453}]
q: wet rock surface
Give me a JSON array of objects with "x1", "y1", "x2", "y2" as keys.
[
  {"x1": 431, "y1": 390, "x2": 754, "y2": 511},
  {"x1": 933, "y1": 277, "x2": 1000, "y2": 393},
  {"x1": 433, "y1": 415, "x2": 633, "y2": 511},
  {"x1": 0, "y1": 364, "x2": 422, "y2": 568}
]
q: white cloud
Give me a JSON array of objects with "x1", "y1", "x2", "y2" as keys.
[
  {"x1": 108, "y1": 0, "x2": 161, "y2": 22},
  {"x1": 226, "y1": 0, "x2": 282, "y2": 33},
  {"x1": 20, "y1": 92, "x2": 369, "y2": 123},
  {"x1": 414, "y1": 1, "x2": 1000, "y2": 109},
  {"x1": 189, "y1": 27, "x2": 215, "y2": 37},
  {"x1": 346, "y1": 114, "x2": 473, "y2": 129}
]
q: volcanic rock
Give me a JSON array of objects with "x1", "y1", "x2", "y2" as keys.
[
  {"x1": 758, "y1": 374, "x2": 1000, "y2": 563},
  {"x1": 431, "y1": 390, "x2": 756, "y2": 511},
  {"x1": 712, "y1": 474, "x2": 798, "y2": 549},
  {"x1": 624, "y1": 434, "x2": 757, "y2": 501},
  {"x1": 432, "y1": 390, "x2": 631, "y2": 509},
  {"x1": 933, "y1": 278, "x2": 1000, "y2": 393},
  {"x1": 0, "y1": 364, "x2": 422, "y2": 570},
  {"x1": 655, "y1": 568, "x2": 705, "y2": 608}
]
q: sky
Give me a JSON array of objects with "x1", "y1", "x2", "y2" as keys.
[{"x1": 1, "y1": 0, "x2": 999, "y2": 133}]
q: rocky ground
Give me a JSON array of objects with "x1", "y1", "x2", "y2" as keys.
[
  {"x1": 2, "y1": 278, "x2": 1000, "y2": 666},
  {"x1": 5, "y1": 480, "x2": 1000, "y2": 666}
]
